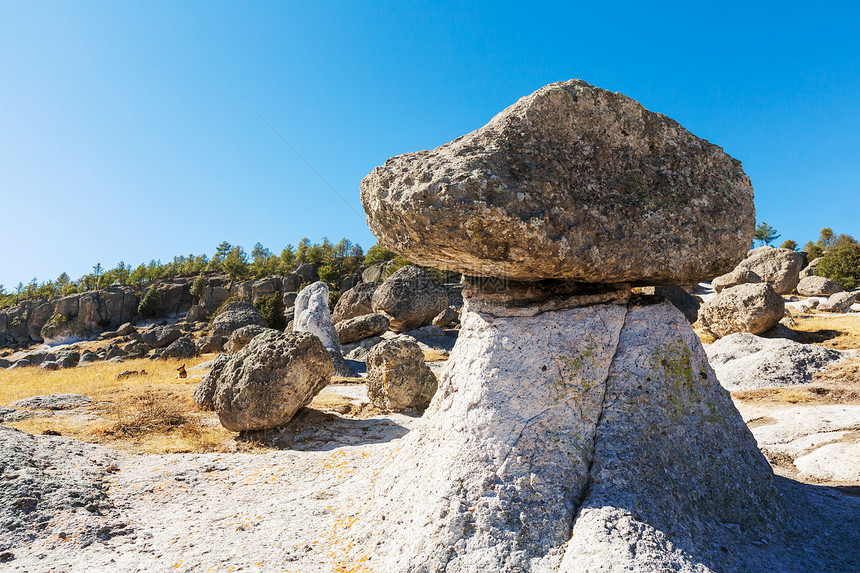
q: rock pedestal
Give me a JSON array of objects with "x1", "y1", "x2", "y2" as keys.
[{"x1": 343, "y1": 293, "x2": 785, "y2": 571}]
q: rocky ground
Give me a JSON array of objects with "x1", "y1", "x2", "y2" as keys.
[{"x1": 1, "y1": 301, "x2": 858, "y2": 572}]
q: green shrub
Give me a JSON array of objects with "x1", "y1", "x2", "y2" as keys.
[
  {"x1": 254, "y1": 294, "x2": 287, "y2": 331},
  {"x1": 138, "y1": 288, "x2": 161, "y2": 319},
  {"x1": 364, "y1": 245, "x2": 397, "y2": 266},
  {"x1": 190, "y1": 274, "x2": 208, "y2": 300},
  {"x1": 318, "y1": 262, "x2": 340, "y2": 286},
  {"x1": 816, "y1": 240, "x2": 860, "y2": 290},
  {"x1": 382, "y1": 257, "x2": 412, "y2": 279},
  {"x1": 328, "y1": 289, "x2": 341, "y2": 311}
]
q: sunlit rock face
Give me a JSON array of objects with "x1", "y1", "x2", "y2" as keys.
[{"x1": 361, "y1": 79, "x2": 754, "y2": 285}]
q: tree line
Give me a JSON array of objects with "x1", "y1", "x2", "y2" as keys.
[
  {"x1": 0, "y1": 238, "x2": 399, "y2": 310},
  {"x1": 755, "y1": 222, "x2": 859, "y2": 290}
]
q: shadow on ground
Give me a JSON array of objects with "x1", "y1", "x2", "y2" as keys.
[{"x1": 235, "y1": 407, "x2": 413, "y2": 451}]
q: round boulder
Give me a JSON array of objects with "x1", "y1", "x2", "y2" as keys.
[
  {"x1": 360, "y1": 79, "x2": 755, "y2": 284},
  {"x1": 371, "y1": 266, "x2": 448, "y2": 332},
  {"x1": 332, "y1": 282, "x2": 379, "y2": 323},
  {"x1": 698, "y1": 283, "x2": 785, "y2": 338},
  {"x1": 734, "y1": 246, "x2": 804, "y2": 295},
  {"x1": 711, "y1": 267, "x2": 762, "y2": 293},
  {"x1": 140, "y1": 325, "x2": 183, "y2": 349},
  {"x1": 209, "y1": 301, "x2": 267, "y2": 337},
  {"x1": 214, "y1": 331, "x2": 333, "y2": 432},
  {"x1": 366, "y1": 338, "x2": 437, "y2": 410},
  {"x1": 224, "y1": 325, "x2": 272, "y2": 353},
  {"x1": 159, "y1": 336, "x2": 197, "y2": 360},
  {"x1": 797, "y1": 276, "x2": 843, "y2": 297},
  {"x1": 334, "y1": 313, "x2": 390, "y2": 345}
]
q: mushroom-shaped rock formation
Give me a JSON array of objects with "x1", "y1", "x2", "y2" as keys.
[{"x1": 337, "y1": 81, "x2": 855, "y2": 572}]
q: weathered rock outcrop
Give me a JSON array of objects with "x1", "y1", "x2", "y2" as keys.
[
  {"x1": 370, "y1": 266, "x2": 448, "y2": 332},
  {"x1": 340, "y1": 80, "x2": 826, "y2": 572},
  {"x1": 360, "y1": 80, "x2": 755, "y2": 284},
  {"x1": 214, "y1": 331, "x2": 333, "y2": 431},
  {"x1": 698, "y1": 283, "x2": 785, "y2": 338},
  {"x1": 365, "y1": 338, "x2": 437, "y2": 410},
  {"x1": 210, "y1": 302, "x2": 267, "y2": 337},
  {"x1": 293, "y1": 282, "x2": 353, "y2": 377}
]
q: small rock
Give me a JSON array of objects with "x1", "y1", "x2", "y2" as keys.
[
  {"x1": 366, "y1": 338, "x2": 437, "y2": 410},
  {"x1": 712, "y1": 267, "x2": 762, "y2": 293},
  {"x1": 818, "y1": 291, "x2": 856, "y2": 313}
]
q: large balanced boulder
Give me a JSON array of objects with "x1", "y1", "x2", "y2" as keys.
[
  {"x1": 734, "y1": 246, "x2": 804, "y2": 295},
  {"x1": 214, "y1": 331, "x2": 333, "y2": 432},
  {"x1": 294, "y1": 282, "x2": 353, "y2": 377},
  {"x1": 797, "y1": 276, "x2": 843, "y2": 297},
  {"x1": 360, "y1": 79, "x2": 755, "y2": 285},
  {"x1": 209, "y1": 301, "x2": 267, "y2": 337},
  {"x1": 366, "y1": 338, "x2": 437, "y2": 410},
  {"x1": 698, "y1": 283, "x2": 785, "y2": 338},
  {"x1": 331, "y1": 282, "x2": 378, "y2": 323},
  {"x1": 371, "y1": 266, "x2": 448, "y2": 332},
  {"x1": 334, "y1": 313, "x2": 390, "y2": 345},
  {"x1": 705, "y1": 333, "x2": 843, "y2": 390},
  {"x1": 341, "y1": 80, "x2": 857, "y2": 571},
  {"x1": 712, "y1": 267, "x2": 762, "y2": 292}
]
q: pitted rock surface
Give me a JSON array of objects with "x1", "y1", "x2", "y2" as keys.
[
  {"x1": 734, "y1": 246, "x2": 804, "y2": 295},
  {"x1": 361, "y1": 79, "x2": 754, "y2": 284},
  {"x1": 705, "y1": 333, "x2": 844, "y2": 390},
  {"x1": 370, "y1": 266, "x2": 449, "y2": 332},
  {"x1": 365, "y1": 338, "x2": 437, "y2": 410},
  {"x1": 698, "y1": 283, "x2": 785, "y2": 338},
  {"x1": 214, "y1": 331, "x2": 333, "y2": 431}
]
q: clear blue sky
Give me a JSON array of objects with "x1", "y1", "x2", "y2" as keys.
[{"x1": 1, "y1": 1, "x2": 858, "y2": 288}]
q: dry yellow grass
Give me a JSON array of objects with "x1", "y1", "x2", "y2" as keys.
[
  {"x1": 0, "y1": 355, "x2": 235, "y2": 453},
  {"x1": 422, "y1": 349, "x2": 449, "y2": 362},
  {"x1": 789, "y1": 313, "x2": 860, "y2": 350},
  {"x1": 732, "y1": 357, "x2": 860, "y2": 405}
]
